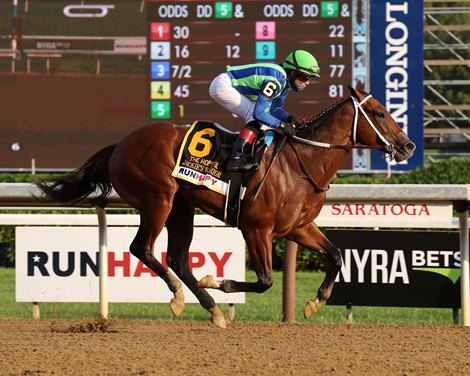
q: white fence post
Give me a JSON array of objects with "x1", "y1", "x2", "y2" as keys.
[
  {"x1": 458, "y1": 208, "x2": 469, "y2": 325},
  {"x1": 96, "y1": 206, "x2": 108, "y2": 319}
]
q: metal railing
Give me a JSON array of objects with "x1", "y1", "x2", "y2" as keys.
[
  {"x1": 424, "y1": 1, "x2": 470, "y2": 145},
  {"x1": 1, "y1": 183, "x2": 469, "y2": 325}
]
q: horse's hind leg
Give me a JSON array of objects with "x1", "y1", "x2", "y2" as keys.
[
  {"x1": 130, "y1": 207, "x2": 185, "y2": 317},
  {"x1": 165, "y1": 194, "x2": 226, "y2": 328},
  {"x1": 199, "y1": 221, "x2": 341, "y2": 319},
  {"x1": 198, "y1": 229, "x2": 275, "y2": 294}
]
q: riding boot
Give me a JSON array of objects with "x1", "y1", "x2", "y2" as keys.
[{"x1": 226, "y1": 129, "x2": 258, "y2": 172}]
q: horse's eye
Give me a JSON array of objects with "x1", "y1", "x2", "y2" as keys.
[{"x1": 375, "y1": 111, "x2": 385, "y2": 119}]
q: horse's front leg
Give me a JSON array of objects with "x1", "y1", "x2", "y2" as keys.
[
  {"x1": 287, "y1": 221, "x2": 342, "y2": 318},
  {"x1": 198, "y1": 229, "x2": 274, "y2": 293}
]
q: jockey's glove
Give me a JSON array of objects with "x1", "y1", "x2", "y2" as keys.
[
  {"x1": 286, "y1": 114, "x2": 298, "y2": 125},
  {"x1": 286, "y1": 114, "x2": 304, "y2": 128},
  {"x1": 280, "y1": 121, "x2": 296, "y2": 137}
]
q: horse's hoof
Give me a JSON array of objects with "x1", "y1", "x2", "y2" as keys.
[
  {"x1": 304, "y1": 299, "x2": 321, "y2": 319},
  {"x1": 169, "y1": 289, "x2": 185, "y2": 317},
  {"x1": 198, "y1": 275, "x2": 220, "y2": 289},
  {"x1": 226, "y1": 304, "x2": 235, "y2": 322},
  {"x1": 209, "y1": 306, "x2": 226, "y2": 328}
]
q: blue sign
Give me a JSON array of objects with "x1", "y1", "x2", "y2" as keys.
[
  {"x1": 370, "y1": 0, "x2": 424, "y2": 170},
  {"x1": 256, "y1": 41, "x2": 276, "y2": 60},
  {"x1": 151, "y1": 61, "x2": 170, "y2": 80}
]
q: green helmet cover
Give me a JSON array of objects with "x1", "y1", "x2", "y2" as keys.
[{"x1": 283, "y1": 50, "x2": 320, "y2": 78}]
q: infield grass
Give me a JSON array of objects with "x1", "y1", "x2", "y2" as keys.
[{"x1": 0, "y1": 267, "x2": 457, "y2": 325}]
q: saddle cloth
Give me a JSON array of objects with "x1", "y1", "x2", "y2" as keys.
[{"x1": 171, "y1": 120, "x2": 274, "y2": 196}]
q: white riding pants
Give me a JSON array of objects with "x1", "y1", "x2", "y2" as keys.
[{"x1": 209, "y1": 73, "x2": 255, "y2": 128}]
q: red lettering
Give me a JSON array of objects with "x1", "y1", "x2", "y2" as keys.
[
  {"x1": 108, "y1": 251, "x2": 130, "y2": 277},
  {"x1": 189, "y1": 252, "x2": 205, "y2": 271},
  {"x1": 328, "y1": 203, "x2": 432, "y2": 217},
  {"x1": 418, "y1": 204, "x2": 430, "y2": 216},
  {"x1": 356, "y1": 203, "x2": 366, "y2": 215},
  {"x1": 404, "y1": 204, "x2": 416, "y2": 215},
  {"x1": 391, "y1": 204, "x2": 403, "y2": 215},
  {"x1": 369, "y1": 204, "x2": 379, "y2": 215},
  {"x1": 161, "y1": 252, "x2": 169, "y2": 269},
  {"x1": 331, "y1": 204, "x2": 341, "y2": 215},
  {"x1": 209, "y1": 252, "x2": 232, "y2": 277},
  {"x1": 134, "y1": 261, "x2": 158, "y2": 277}
]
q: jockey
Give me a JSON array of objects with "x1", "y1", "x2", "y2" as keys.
[{"x1": 209, "y1": 49, "x2": 320, "y2": 172}]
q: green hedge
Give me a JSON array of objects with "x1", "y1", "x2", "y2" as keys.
[
  {"x1": 1, "y1": 159, "x2": 470, "y2": 268},
  {"x1": 332, "y1": 158, "x2": 470, "y2": 185},
  {"x1": 394, "y1": 158, "x2": 470, "y2": 184}
]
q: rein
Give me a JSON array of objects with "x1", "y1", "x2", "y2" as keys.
[
  {"x1": 292, "y1": 95, "x2": 394, "y2": 154},
  {"x1": 288, "y1": 138, "x2": 330, "y2": 193}
]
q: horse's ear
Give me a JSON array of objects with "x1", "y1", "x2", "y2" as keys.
[
  {"x1": 349, "y1": 86, "x2": 359, "y2": 99},
  {"x1": 349, "y1": 86, "x2": 370, "y2": 100}
]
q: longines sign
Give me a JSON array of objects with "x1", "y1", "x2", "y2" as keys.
[
  {"x1": 327, "y1": 230, "x2": 461, "y2": 308},
  {"x1": 370, "y1": 0, "x2": 424, "y2": 170}
]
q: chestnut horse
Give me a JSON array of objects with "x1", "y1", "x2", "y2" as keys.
[{"x1": 36, "y1": 87, "x2": 415, "y2": 328}]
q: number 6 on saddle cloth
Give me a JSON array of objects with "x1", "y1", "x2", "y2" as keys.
[{"x1": 171, "y1": 121, "x2": 276, "y2": 227}]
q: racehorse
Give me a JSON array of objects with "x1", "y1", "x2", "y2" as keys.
[{"x1": 36, "y1": 87, "x2": 416, "y2": 328}]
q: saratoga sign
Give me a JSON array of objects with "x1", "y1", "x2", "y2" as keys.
[
  {"x1": 316, "y1": 201, "x2": 454, "y2": 228},
  {"x1": 330, "y1": 203, "x2": 431, "y2": 216},
  {"x1": 16, "y1": 227, "x2": 245, "y2": 304}
]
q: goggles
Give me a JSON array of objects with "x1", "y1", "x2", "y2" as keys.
[
  {"x1": 297, "y1": 73, "x2": 312, "y2": 82},
  {"x1": 294, "y1": 67, "x2": 320, "y2": 82}
]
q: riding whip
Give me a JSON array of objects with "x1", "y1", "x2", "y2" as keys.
[{"x1": 251, "y1": 135, "x2": 287, "y2": 202}]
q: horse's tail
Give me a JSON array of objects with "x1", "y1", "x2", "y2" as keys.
[{"x1": 36, "y1": 144, "x2": 116, "y2": 207}]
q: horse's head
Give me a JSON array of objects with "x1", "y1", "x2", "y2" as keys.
[{"x1": 350, "y1": 86, "x2": 416, "y2": 163}]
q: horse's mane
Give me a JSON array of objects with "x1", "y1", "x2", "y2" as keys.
[{"x1": 296, "y1": 96, "x2": 350, "y2": 137}]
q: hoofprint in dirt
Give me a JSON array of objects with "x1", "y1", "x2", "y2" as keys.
[{"x1": 0, "y1": 319, "x2": 468, "y2": 376}]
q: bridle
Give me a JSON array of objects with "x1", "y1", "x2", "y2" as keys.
[
  {"x1": 286, "y1": 94, "x2": 398, "y2": 193},
  {"x1": 252, "y1": 94, "x2": 400, "y2": 198},
  {"x1": 292, "y1": 94, "x2": 396, "y2": 158}
]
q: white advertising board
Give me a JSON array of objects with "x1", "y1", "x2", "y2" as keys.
[
  {"x1": 16, "y1": 227, "x2": 245, "y2": 304},
  {"x1": 113, "y1": 37, "x2": 146, "y2": 54},
  {"x1": 317, "y1": 201, "x2": 454, "y2": 228}
]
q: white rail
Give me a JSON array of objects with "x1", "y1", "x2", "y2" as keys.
[{"x1": 1, "y1": 183, "x2": 469, "y2": 325}]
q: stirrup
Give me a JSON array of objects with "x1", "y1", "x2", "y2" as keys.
[{"x1": 226, "y1": 157, "x2": 258, "y2": 172}]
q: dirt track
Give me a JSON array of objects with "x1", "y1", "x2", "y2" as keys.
[{"x1": 0, "y1": 319, "x2": 469, "y2": 375}]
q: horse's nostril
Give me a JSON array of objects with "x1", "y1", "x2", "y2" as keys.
[{"x1": 405, "y1": 142, "x2": 416, "y2": 153}]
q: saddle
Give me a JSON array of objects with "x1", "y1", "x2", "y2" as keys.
[{"x1": 171, "y1": 121, "x2": 274, "y2": 227}]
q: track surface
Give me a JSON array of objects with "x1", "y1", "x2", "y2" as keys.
[{"x1": 1, "y1": 319, "x2": 469, "y2": 375}]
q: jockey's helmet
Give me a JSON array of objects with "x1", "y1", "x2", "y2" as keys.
[{"x1": 283, "y1": 50, "x2": 320, "y2": 91}]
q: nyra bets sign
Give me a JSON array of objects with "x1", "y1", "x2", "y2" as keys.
[
  {"x1": 16, "y1": 227, "x2": 245, "y2": 303},
  {"x1": 327, "y1": 230, "x2": 461, "y2": 308}
]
